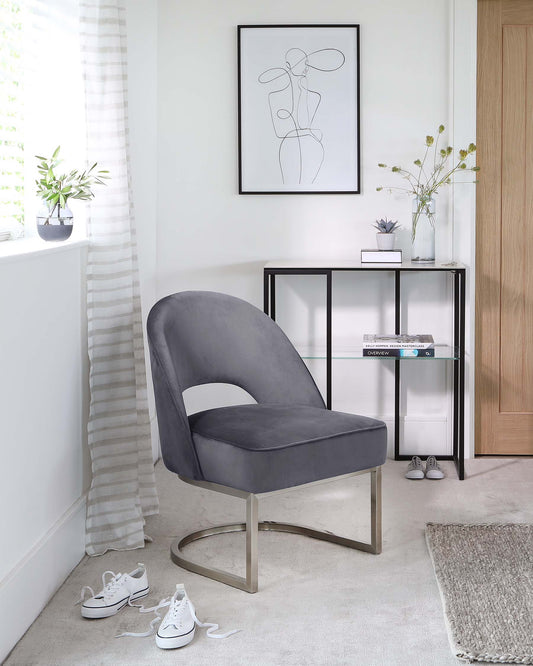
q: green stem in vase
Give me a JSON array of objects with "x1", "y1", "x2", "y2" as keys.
[{"x1": 412, "y1": 196, "x2": 435, "y2": 242}]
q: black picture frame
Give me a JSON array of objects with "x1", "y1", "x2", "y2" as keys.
[{"x1": 238, "y1": 24, "x2": 360, "y2": 195}]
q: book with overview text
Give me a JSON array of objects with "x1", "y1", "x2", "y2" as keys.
[{"x1": 363, "y1": 347, "x2": 435, "y2": 357}]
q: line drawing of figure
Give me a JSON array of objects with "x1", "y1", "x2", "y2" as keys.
[{"x1": 258, "y1": 47, "x2": 345, "y2": 186}]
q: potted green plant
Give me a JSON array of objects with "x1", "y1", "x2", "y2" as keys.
[
  {"x1": 374, "y1": 218, "x2": 400, "y2": 250},
  {"x1": 376, "y1": 124, "x2": 479, "y2": 262},
  {"x1": 35, "y1": 146, "x2": 109, "y2": 242}
]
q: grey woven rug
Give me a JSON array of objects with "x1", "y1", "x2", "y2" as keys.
[{"x1": 426, "y1": 524, "x2": 533, "y2": 664}]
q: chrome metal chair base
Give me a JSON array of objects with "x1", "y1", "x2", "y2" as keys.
[{"x1": 171, "y1": 467, "x2": 382, "y2": 593}]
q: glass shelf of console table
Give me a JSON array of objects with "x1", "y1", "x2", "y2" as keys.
[{"x1": 297, "y1": 344, "x2": 459, "y2": 360}]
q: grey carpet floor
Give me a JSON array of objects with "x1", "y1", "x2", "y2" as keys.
[
  {"x1": 426, "y1": 523, "x2": 533, "y2": 664},
  {"x1": 5, "y1": 458, "x2": 533, "y2": 666}
]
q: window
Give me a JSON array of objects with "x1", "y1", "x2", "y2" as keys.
[
  {"x1": 0, "y1": 1, "x2": 24, "y2": 235},
  {"x1": 0, "y1": 0, "x2": 85, "y2": 240}
]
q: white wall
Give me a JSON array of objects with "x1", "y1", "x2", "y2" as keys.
[
  {"x1": 126, "y1": 0, "x2": 159, "y2": 460},
  {"x1": 0, "y1": 245, "x2": 89, "y2": 662},
  {"x1": 156, "y1": 0, "x2": 477, "y2": 457}
]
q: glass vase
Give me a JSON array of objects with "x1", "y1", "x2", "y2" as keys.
[{"x1": 412, "y1": 196, "x2": 435, "y2": 263}]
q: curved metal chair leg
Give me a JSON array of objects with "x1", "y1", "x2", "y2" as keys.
[
  {"x1": 171, "y1": 493, "x2": 258, "y2": 593},
  {"x1": 170, "y1": 467, "x2": 382, "y2": 593}
]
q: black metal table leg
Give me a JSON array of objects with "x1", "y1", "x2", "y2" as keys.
[
  {"x1": 270, "y1": 274, "x2": 276, "y2": 321},
  {"x1": 263, "y1": 271, "x2": 270, "y2": 315},
  {"x1": 451, "y1": 269, "x2": 466, "y2": 479},
  {"x1": 458, "y1": 269, "x2": 466, "y2": 479},
  {"x1": 394, "y1": 270, "x2": 401, "y2": 460},
  {"x1": 326, "y1": 270, "x2": 332, "y2": 410},
  {"x1": 453, "y1": 271, "x2": 460, "y2": 473}
]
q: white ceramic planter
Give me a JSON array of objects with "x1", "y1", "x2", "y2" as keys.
[{"x1": 376, "y1": 233, "x2": 395, "y2": 250}]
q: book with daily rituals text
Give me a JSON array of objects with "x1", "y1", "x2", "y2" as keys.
[{"x1": 362, "y1": 334, "x2": 434, "y2": 349}]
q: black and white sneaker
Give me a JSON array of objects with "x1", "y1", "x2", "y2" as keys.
[
  {"x1": 156, "y1": 584, "x2": 196, "y2": 649},
  {"x1": 77, "y1": 564, "x2": 149, "y2": 619}
]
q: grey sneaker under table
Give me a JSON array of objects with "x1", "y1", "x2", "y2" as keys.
[
  {"x1": 405, "y1": 456, "x2": 425, "y2": 480},
  {"x1": 425, "y1": 456, "x2": 444, "y2": 479}
]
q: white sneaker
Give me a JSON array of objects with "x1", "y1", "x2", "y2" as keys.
[
  {"x1": 77, "y1": 564, "x2": 149, "y2": 619},
  {"x1": 156, "y1": 584, "x2": 196, "y2": 649},
  {"x1": 116, "y1": 583, "x2": 240, "y2": 648},
  {"x1": 425, "y1": 456, "x2": 444, "y2": 479}
]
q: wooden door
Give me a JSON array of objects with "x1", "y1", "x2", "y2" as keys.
[{"x1": 477, "y1": 0, "x2": 533, "y2": 454}]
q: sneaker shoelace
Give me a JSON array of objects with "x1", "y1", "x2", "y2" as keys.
[
  {"x1": 165, "y1": 596, "x2": 189, "y2": 629},
  {"x1": 116, "y1": 589, "x2": 240, "y2": 640},
  {"x1": 426, "y1": 456, "x2": 440, "y2": 470},
  {"x1": 75, "y1": 567, "x2": 145, "y2": 608},
  {"x1": 408, "y1": 456, "x2": 423, "y2": 470}
]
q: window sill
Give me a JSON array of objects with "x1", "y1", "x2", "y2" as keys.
[{"x1": 0, "y1": 237, "x2": 89, "y2": 264}]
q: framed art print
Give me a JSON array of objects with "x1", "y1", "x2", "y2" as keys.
[{"x1": 238, "y1": 24, "x2": 360, "y2": 194}]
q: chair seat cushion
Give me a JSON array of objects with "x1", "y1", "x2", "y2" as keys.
[{"x1": 188, "y1": 404, "x2": 387, "y2": 493}]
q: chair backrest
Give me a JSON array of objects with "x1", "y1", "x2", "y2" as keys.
[{"x1": 147, "y1": 291, "x2": 325, "y2": 479}]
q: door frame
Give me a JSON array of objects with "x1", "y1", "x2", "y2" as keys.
[{"x1": 475, "y1": 0, "x2": 499, "y2": 455}]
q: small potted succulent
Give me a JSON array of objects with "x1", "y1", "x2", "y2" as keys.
[
  {"x1": 374, "y1": 218, "x2": 400, "y2": 250},
  {"x1": 35, "y1": 146, "x2": 109, "y2": 242}
]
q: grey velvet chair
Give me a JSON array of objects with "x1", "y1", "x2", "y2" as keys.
[{"x1": 147, "y1": 291, "x2": 387, "y2": 593}]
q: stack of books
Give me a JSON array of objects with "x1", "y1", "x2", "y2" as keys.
[{"x1": 362, "y1": 334, "x2": 435, "y2": 357}]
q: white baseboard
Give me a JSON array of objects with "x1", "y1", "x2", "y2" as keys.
[{"x1": 0, "y1": 494, "x2": 87, "y2": 663}]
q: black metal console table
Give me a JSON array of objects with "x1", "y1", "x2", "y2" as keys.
[{"x1": 263, "y1": 260, "x2": 466, "y2": 479}]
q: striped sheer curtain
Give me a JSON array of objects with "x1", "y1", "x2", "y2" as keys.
[{"x1": 80, "y1": 0, "x2": 158, "y2": 555}]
